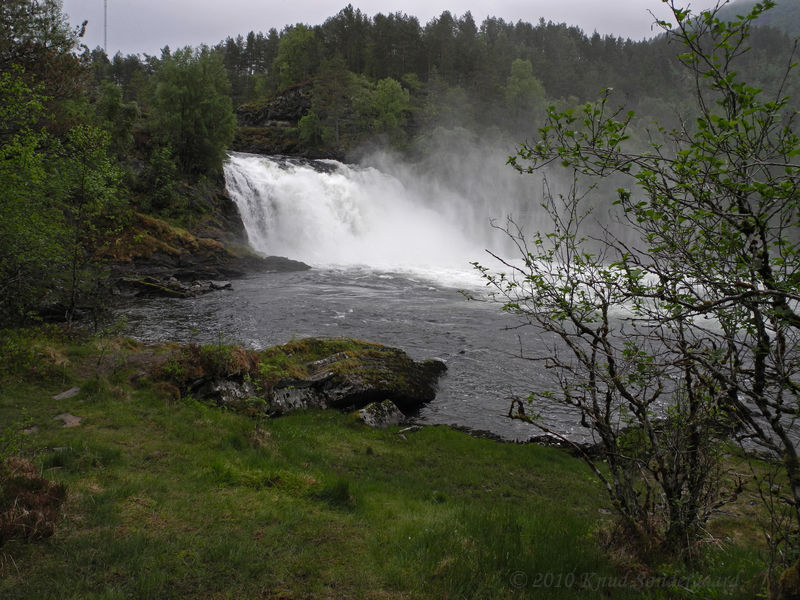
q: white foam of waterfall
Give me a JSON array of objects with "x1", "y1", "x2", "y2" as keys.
[{"x1": 223, "y1": 152, "x2": 533, "y2": 283}]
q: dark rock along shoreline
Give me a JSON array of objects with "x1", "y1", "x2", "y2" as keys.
[
  {"x1": 186, "y1": 346, "x2": 448, "y2": 419},
  {"x1": 108, "y1": 211, "x2": 311, "y2": 299}
]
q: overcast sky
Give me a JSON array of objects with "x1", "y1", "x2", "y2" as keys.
[{"x1": 61, "y1": 0, "x2": 722, "y2": 57}]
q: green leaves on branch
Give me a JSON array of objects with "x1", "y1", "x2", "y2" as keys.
[
  {"x1": 0, "y1": 69, "x2": 62, "y2": 321},
  {"x1": 484, "y1": 0, "x2": 800, "y2": 565},
  {"x1": 0, "y1": 68, "x2": 124, "y2": 323},
  {"x1": 509, "y1": 92, "x2": 634, "y2": 177}
]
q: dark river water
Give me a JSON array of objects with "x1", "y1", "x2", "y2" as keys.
[{"x1": 117, "y1": 266, "x2": 585, "y2": 442}]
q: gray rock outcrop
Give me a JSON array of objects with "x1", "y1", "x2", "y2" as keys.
[
  {"x1": 358, "y1": 400, "x2": 406, "y2": 428},
  {"x1": 186, "y1": 342, "x2": 447, "y2": 418}
]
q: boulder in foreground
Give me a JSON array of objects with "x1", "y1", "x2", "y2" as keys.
[
  {"x1": 156, "y1": 337, "x2": 447, "y2": 418},
  {"x1": 358, "y1": 400, "x2": 407, "y2": 428}
]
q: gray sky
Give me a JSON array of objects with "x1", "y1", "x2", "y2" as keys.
[{"x1": 61, "y1": 0, "x2": 722, "y2": 57}]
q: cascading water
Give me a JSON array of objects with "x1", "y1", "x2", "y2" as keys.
[{"x1": 223, "y1": 151, "x2": 534, "y2": 279}]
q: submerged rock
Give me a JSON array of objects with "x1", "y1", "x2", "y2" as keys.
[{"x1": 118, "y1": 275, "x2": 234, "y2": 298}]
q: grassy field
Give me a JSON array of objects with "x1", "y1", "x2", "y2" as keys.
[{"x1": 0, "y1": 327, "x2": 766, "y2": 598}]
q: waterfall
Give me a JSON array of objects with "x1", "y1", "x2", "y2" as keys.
[{"x1": 223, "y1": 152, "x2": 535, "y2": 274}]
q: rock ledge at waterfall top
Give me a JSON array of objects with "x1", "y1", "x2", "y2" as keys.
[{"x1": 153, "y1": 337, "x2": 447, "y2": 418}]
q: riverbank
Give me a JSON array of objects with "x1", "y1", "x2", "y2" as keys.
[
  {"x1": 105, "y1": 211, "x2": 309, "y2": 285},
  {"x1": 0, "y1": 328, "x2": 766, "y2": 598}
]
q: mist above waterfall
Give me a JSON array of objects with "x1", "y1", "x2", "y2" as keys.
[{"x1": 223, "y1": 132, "x2": 557, "y2": 281}]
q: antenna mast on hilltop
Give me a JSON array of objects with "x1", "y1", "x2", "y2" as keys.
[{"x1": 104, "y1": 0, "x2": 108, "y2": 54}]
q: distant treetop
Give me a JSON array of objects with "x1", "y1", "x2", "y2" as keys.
[{"x1": 718, "y1": 0, "x2": 800, "y2": 37}]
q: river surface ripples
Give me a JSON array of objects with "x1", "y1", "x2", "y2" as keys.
[{"x1": 116, "y1": 266, "x2": 587, "y2": 442}]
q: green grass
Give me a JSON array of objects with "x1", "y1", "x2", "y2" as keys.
[{"x1": 0, "y1": 329, "x2": 766, "y2": 599}]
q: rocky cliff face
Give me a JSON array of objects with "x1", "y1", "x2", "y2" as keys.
[
  {"x1": 237, "y1": 85, "x2": 312, "y2": 126},
  {"x1": 232, "y1": 84, "x2": 342, "y2": 160}
]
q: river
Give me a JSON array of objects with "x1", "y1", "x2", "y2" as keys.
[{"x1": 119, "y1": 151, "x2": 586, "y2": 441}]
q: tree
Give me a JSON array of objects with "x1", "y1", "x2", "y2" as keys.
[
  {"x1": 366, "y1": 12, "x2": 422, "y2": 81},
  {"x1": 1, "y1": 0, "x2": 87, "y2": 119},
  {"x1": 424, "y1": 11, "x2": 457, "y2": 81},
  {"x1": 453, "y1": 11, "x2": 479, "y2": 86},
  {"x1": 94, "y1": 80, "x2": 139, "y2": 158},
  {"x1": 297, "y1": 110, "x2": 325, "y2": 146},
  {"x1": 149, "y1": 46, "x2": 235, "y2": 176},
  {"x1": 0, "y1": 71, "x2": 122, "y2": 323},
  {"x1": 479, "y1": 0, "x2": 800, "y2": 567},
  {"x1": 0, "y1": 0, "x2": 82, "y2": 74},
  {"x1": 56, "y1": 124, "x2": 122, "y2": 323},
  {"x1": 309, "y1": 56, "x2": 359, "y2": 148},
  {"x1": 504, "y1": 58, "x2": 546, "y2": 130},
  {"x1": 273, "y1": 24, "x2": 319, "y2": 90},
  {"x1": 363, "y1": 77, "x2": 411, "y2": 141},
  {"x1": 0, "y1": 2, "x2": 125, "y2": 324},
  {"x1": 0, "y1": 68, "x2": 64, "y2": 321},
  {"x1": 421, "y1": 73, "x2": 475, "y2": 131},
  {"x1": 143, "y1": 145, "x2": 178, "y2": 213},
  {"x1": 320, "y1": 5, "x2": 369, "y2": 74},
  {"x1": 718, "y1": 0, "x2": 800, "y2": 37},
  {"x1": 108, "y1": 52, "x2": 149, "y2": 102}
]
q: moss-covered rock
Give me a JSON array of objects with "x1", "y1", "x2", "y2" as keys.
[
  {"x1": 156, "y1": 337, "x2": 447, "y2": 417},
  {"x1": 289, "y1": 345, "x2": 446, "y2": 413},
  {"x1": 358, "y1": 400, "x2": 406, "y2": 429},
  {"x1": 105, "y1": 212, "x2": 310, "y2": 283}
]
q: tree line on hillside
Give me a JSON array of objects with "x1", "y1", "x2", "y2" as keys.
[
  {"x1": 87, "y1": 4, "x2": 799, "y2": 155},
  {"x1": 719, "y1": 0, "x2": 800, "y2": 36}
]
